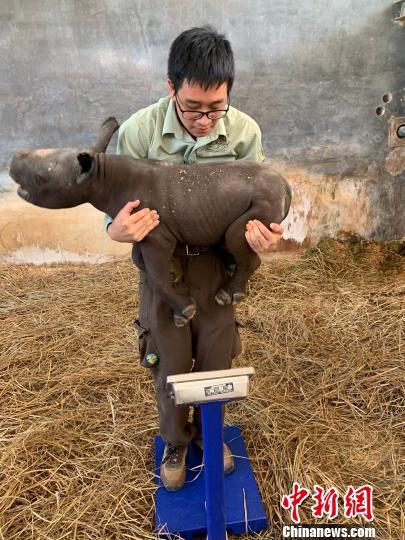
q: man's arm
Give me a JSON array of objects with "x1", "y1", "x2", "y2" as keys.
[{"x1": 105, "y1": 120, "x2": 159, "y2": 242}]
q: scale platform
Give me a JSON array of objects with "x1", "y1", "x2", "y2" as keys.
[{"x1": 154, "y1": 425, "x2": 268, "y2": 539}]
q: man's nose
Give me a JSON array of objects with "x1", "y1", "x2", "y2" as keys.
[{"x1": 197, "y1": 114, "x2": 212, "y2": 126}]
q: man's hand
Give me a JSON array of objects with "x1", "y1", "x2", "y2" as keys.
[
  {"x1": 107, "y1": 200, "x2": 160, "y2": 243},
  {"x1": 245, "y1": 220, "x2": 284, "y2": 253}
]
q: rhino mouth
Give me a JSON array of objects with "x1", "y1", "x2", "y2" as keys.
[
  {"x1": 9, "y1": 169, "x2": 32, "y2": 202},
  {"x1": 16, "y1": 184, "x2": 31, "y2": 201}
]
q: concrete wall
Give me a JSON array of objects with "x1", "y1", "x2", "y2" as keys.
[{"x1": 1, "y1": 0, "x2": 404, "y2": 262}]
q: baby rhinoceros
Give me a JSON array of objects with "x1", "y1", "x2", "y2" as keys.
[{"x1": 9, "y1": 117, "x2": 292, "y2": 327}]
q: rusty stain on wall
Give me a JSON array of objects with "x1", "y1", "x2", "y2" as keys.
[
  {"x1": 384, "y1": 147, "x2": 405, "y2": 176},
  {"x1": 272, "y1": 161, "x2": 375, "y2": 251}
]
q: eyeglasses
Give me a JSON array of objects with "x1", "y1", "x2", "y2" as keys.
[{"x1": 175, "y1": 94, "x2": 230, "y2": 120}]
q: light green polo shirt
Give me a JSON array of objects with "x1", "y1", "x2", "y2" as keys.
[{"x1": 104, "y1": 95, "x2": 265, "y2": 231}]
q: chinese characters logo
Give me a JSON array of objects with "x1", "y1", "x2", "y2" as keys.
[{"x1": 281, "y1": 482, "x2": 374, "y2": 523}]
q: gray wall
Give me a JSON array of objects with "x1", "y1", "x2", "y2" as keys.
[{"x1": 1, "y1": 0, "x2": 404, "y2": 239}]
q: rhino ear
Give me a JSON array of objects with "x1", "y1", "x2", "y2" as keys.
[{"x1": 76, "y1": 152, "x2": 95, "y2": 184}]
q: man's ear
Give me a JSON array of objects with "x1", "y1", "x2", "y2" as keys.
[
  {"x1": 167, "y1": 79, "x2": 175, "y2": 99},
  {"x1": 76, "y1": 152, "x2": 95, "y2": 184}
]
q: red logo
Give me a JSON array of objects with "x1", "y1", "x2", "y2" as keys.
[
  {"x1": 311, "y1": 485, "x2": 339, "y2": 519},
  {"x1": 281, "y1": 482, "x2": 310, "y2": 523},
  {"x1": 344, "y1": 485, "x2": 374, "y2": 521},
  {"x1": 281, "y1": 483, "x2": 374, "y2": 523}
]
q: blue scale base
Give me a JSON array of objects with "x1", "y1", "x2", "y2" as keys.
[{"x1": 154, "y1": 425, "x2": 268, "y2": 539}]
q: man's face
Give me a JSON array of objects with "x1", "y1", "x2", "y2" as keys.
[{"x1": 168, "y1": 80, "x2": 228, "y2": 138}]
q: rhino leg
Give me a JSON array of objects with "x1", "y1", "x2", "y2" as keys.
[
  {"x1": 215, "y1": 250, "x2": 261, "y2": 305},
  {"x1": 215, "y1": 211, "x2": 263, "y2": 306},
  {"x1": 138, "y1": 225, "x2": 196, "y2": 326}
]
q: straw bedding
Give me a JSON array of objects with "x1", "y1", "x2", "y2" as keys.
[{"x1": 0, "y1": 240, "x2": 403, "y2": 539}]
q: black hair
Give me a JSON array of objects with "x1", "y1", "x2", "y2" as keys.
[{"x1": 168, "y1": 26, "x2": 234, "y2": 93}]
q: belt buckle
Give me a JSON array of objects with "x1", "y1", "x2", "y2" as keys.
[{"x1": 186, "y1": 244, "x2": 200, "y2": 256}]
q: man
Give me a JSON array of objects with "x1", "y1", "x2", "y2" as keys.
[{"x1": 105, "y1": 26, "x2": 284, "y2": 491}]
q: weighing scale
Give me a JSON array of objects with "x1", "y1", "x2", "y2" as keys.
[{"x1": 154, "y1": 367, "x2": 268, "y2": 539}]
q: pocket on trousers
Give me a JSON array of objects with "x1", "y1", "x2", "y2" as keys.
[
  {"x1": 231, "y1": 318, "x2": 244, "y2": 359},
  {"x1": 133, "y1": 319, "x2": 160, "y2": 369}
]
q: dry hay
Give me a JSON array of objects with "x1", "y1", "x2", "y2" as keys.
[{"x1": 0, "y1": 240, "x2": 403, "y2": 539}]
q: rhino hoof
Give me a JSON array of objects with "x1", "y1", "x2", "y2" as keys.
[
  {"x1": 215, "y1": 289, "x2": 232, "y2": 305},
  {"x1": 232, "y1": 292, "x2": 246, "y2": 304},
  {"x1": 174, "y1": 303, "x2": 196, "y2": 327},
  {"x1": 182, "y1": 303, "x2": 197, "y2": 320},
  {"x1": 174, "y1": 315, "x2": 189, "y2": 327}
]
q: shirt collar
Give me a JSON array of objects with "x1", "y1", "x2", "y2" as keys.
[{"x1": 162, "y1": 96, "x2": 228, "y2": 142}]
